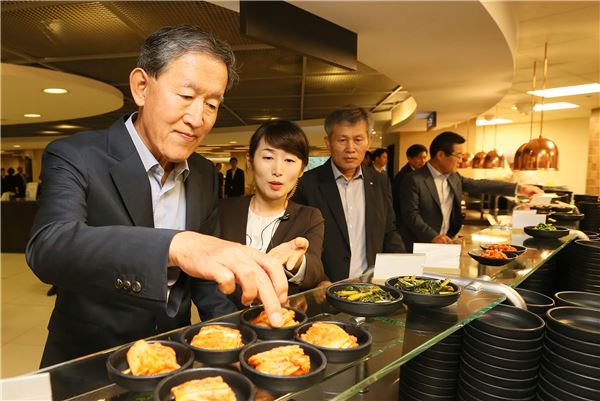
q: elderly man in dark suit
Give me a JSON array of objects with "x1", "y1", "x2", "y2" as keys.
[
  {"x1": 293, "y1": 106, "x2": 405, "y2": 283},
  {"x1": 26, "y1": 26, "x2": 287, "y2": 367},
  {"x1": 399, "y1": 131, "x2": 542, "y2": 251},
  {"x1": 392, "y1": 143, "x2": 428, "y2": 229}
]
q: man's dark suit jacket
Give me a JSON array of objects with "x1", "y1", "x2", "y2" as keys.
[
  {"x1": 292, "y1": 160, "x2": 405, "y2": 283},
  {"x1": 26, "y1": 117, "x2": 232, "y2": 367},
  {"x1": 399, "y1": 164, "x2": 516, "y2": 251},
  {"x1": 219, "y1": 196, "x2": 327, "y2": 292},
  {"x1": 225, "y1": 168, "x2": 245, "y2": 197},
  {"x1": 392, "y1": 162, "x2": 415, "y2": 230}
]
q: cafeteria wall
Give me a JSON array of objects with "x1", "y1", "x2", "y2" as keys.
[{"x1": 388, "y1": 116, "x2": 590, "y2": 194}]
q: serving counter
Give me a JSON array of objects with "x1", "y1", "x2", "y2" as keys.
[{"x1": 32, "y1": 226, "x2": 576, "y2": 401}]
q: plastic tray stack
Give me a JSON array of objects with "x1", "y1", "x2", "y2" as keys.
[
  {"x1": 503, "y1": 288, "x2": 555, "y2": 321},
  {"x1": 399, "y1": 330, "x2": 462, "y2": 401},
  {"x1": 519, "y1": 257, "x2": 558, "y2": 297},
  {"x1": 537, "y1": 306, "x2": 600, "y2": 401},
  {"x1": 562, "y1": 240, "x2": 600, "y2": 294},
  {"x1": 457, "y1": 305, "x2": 545, "y2": 401}
]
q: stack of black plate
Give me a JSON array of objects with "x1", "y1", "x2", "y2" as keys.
[
  {"x1": 503, "y1": 288, "x2": 555, "y2": 321},
  {"x1": 578, "y1": 201, "x2": 600, "y2": 232},
  {"x1": 554, "y1": 291, "x2": 600, "y2": 309},
  {"x1": 457, "y1": 305, "x2": 544, "y2": 401},
  {"x1": 574, "y1": 194, "x2": 599, "y2": 207},
  {"x1": 519, "y1": 257, "x2": 558, "y2": 296},
  {"x1": 563, "y1": 240, "x2": 600, "y2": 294},
  {"x1": 399, "y1": 330, "x2": 462, "y2": 401},
  {"x1": 537, "y1": 306, "x2": 600, "y2": 400}
]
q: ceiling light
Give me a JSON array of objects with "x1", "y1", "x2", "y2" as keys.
[
  {"x1": 533, "y1": 102, "x2": 579, "y2": 112},
  {"x1": 54, "y1": 124, "x2": 83, "y2": 129},
  {"x1": 229, "y1": 141, "x2": 237, "y2": 144},
  {"x1": 43, "y1": 88, "x2": 68, "y2": 94},
  {"x1": 40, "y1": 130, "x2": 61, "y2": 134},
  {"x1": 13, "y1": 145, "x2": 21, "y2": 148},
  {"x1": 24, "y1": 113, "x2": 41, "y2": 118},
  {"x1": 476, "y1": 118, "x2": 512, "y2": 126},
  {"x1": 528, "y1": 83, "x2": 600, "y2": 98}
]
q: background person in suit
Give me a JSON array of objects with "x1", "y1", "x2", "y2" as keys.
[
  {"x1": 399, "y1": 131, "x2": 542, "y2": 251},
  {"x1": 371, "y1": 148, "x2": 388, "y2": 175},
  {"x1": 392, "y1": 143, "x2": 428, "y2": 229},
  {"x1": 293, "y1": 106, "x2": 405, "y2": 284},
  {"x1": 218, "y1": 121, "x2": 326, "y2": 310},
  {"x1": 26, "y1": 25, "x2": 287, "y2": 367},
  {"x1": 225, "y1": 156, "x2": 245, "y2": 197},
  {"x1": 215, "y1": 162, "x2": 224, "y2": 198}
]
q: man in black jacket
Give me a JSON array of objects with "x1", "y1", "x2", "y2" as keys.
[
  {"x1": 225, "y1": 157, "x2": 245, "y2": 197},
  {"x1": 392, "y1": 143, "x2": 428, "y2": 229},
  {"x1": 293, "y1": 106, "x2": 405, "y2": 283}
]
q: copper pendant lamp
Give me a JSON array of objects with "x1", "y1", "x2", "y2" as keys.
[
  {"x1": 513, "y1": 61, "x2": 537, "y2": 171},
  {"x1": 517, "y1": 43, "x2": 559, "y2": 170},
  {"x1": 472, "y1": 125, "x2": 487, "y2": 168},
  {"x1": 484, "y1": 106, "x2": 506, "y2": 168},
  {"x1": 460, "y1": 120, "x2": 474, "y2": 168}
]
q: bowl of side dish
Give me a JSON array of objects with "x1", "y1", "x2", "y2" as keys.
[
  {"x1": 325, "y1": 282, "x2": 403, "y2": 317},
  {"x1": 155, "y1": 367, "x2": 255, "y2": 401},
  {"x1": 524, "y1": 223, "x2": 570, "y2": 239},
  {"x1": 468, "y1": 249, "x2": 518, "y2": 266},
  {"x1": 106, "y1": 340, "x2": 194, "y2": 392},
  {"x1": 386, "y1": 276, "x2": 461, "y2": 308},
  {"x1": 180, "y1": 321, "x2": 257, "y2": 365},
  {"x1": 240, "y1": 306, "x2": 307, "y2": 340},
  {"x1": 480, "y1": 243, "x2": 526, "y2": 255},
  {"x1": 239, "y1": 340, "x2": 326, "y2": 394},
  {"x1": 295, "y1": 321, "x2": 372, "y2": 363}
]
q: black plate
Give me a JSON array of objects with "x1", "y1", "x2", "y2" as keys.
[
  {"x1": 461, "y1": 341, "x2": 540, "y2": 370},
  {"x1": 154, "y1": 367, "x2": 255, "y2": 401},
  {"x1": 458, "y1": 376, "x2": 534, "y2": 401},
  {"x1": 400, "y1": 365, "x2": 457, "y2": 388},
  {"x1": 239, "y1": 340, "x2": 326, "y2": 394},
  {"x1": 106, "y1": 340, "x2": 194, "y2": 392},
  {"x1": 550, "y1": 212, "x2": 585, "y2": 221},
  {"x1": 539, "y1": 364, "x2": 599, "y2": 400},
  {"x1": 404, "y1": 358, "x2": 458, "y2": 380},
  {"x1": 543, "y1": 334, "x2": 600, "y2": 367},
  {"x1": 460, "y1": 351, "x2": 538, "y2": 381},
  {"x1": 513, "y1": 288, "x2": 555, "y2": 309},
  {"x1": 468, "y1": 249, "x2": 517, "y2": 266},
  {"x1": 537, "y1": 370, "x2": 592, "y2": 401},
  {"x1": 524, "y1": 225, "x2": 570, "y2": 239},
  {"x1": 480, "y1": 243, "x2": 526, "y2": 255},
  {"x1": 459, "y1": 369, "x2": 537, "y2": 399},
  {"x1": 554, "y1": 291, "x2": 600, "y2": 309},
  {"x1": 545, "y1": 324, "x2": 600, "y2": 355},
  {"x1": 459, "y1": 354, "x2": 537, "y2": 390},
  {"x1": 294, "y1": 321, "x2": 372, "y2": 364},
  {"x1": 471, "y1": 304, "x2": 545, "y2": 340},
  {"x1": 465, "y1": 324, "x2": 544, "y2": 350},
  {"x1": 546, "y1": 306, "x2": 600, "y2": 344},
  {"x1": 463, "y1": 330, "x2": 542, "y2": 360},
  {"x1": 385, "y1": 276, "x2": 461, "y2": 308},
  {"x1": 542, "y1": 344, "x2": 600, "y2": 378},
  {"x1": 240, "y1": 306, "x2": 307, "y2": 340},
  {"x1": 540, "y1": 354, "x2": 600, "y2": 390},
  {"x1": 325, "y1": 282, "x2": 403, "y2": 317},
  {"x1": 400, "y1": 373, "x2": 456, "y2": 397},
  {"x1": 180, "y1": 322, "x2": 257, "y2": 365},
  {"x1": 399, "y1": 381, "x2": 457, "y2": 401},
  {"x1": 412, "y1": 352, "x2": 460, "y2": 370}
]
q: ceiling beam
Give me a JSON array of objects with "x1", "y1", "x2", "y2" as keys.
[
  {"x1": 221, "y1": 103, "x2": 247, "y2": 126},
  {"x1": 371, "y1": 85, "x2": 404, "y2": 113}
]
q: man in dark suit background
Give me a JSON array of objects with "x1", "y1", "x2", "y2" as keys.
[
  {"x1": 26, "y1": 26, "x2": 287, "y2": 367},
  {"x1": 293, "y1": 106, "x2": 405, "y2": 283},
  {"x1": 225, "y1": 156, "x2": 245, "y2": 197},
  {"x1": 399, "y1": 131, "x2": 542, "y2": 251},
  {"x1": 215, "y1": 162, "x2": 224, "y2": 198},
  {"x1": 392, "y1": 143, "x2": 428, "y2": 229}
]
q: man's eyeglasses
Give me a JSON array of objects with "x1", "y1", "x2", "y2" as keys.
[{"x1": 448, "y1": 153, "x2": 464, "y2": 159}]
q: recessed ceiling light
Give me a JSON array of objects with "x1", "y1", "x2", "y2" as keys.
[
  {"x1": 533, "y1": 102, "x2": 579, "y2": 112},
  {"x1": 229, "y1": 141, "x2": 237, "y2": 144},
  {"x1": 528, "y1": 83, "x2": 600, "y2": 98},
  {"x1": 24, "y1": 113, "x2": 41, "y2": 118},
  {"x1": 40, "y1": 130, "x2": 61, "y2": 134},
  {"x1": 476, "y1": 118, "x2": 512, "y2": 126},
  {"x1": 13, "y1": 145, "x2": 21, "y2": 148},
  {"x1": 54, "y1": 124, "x2": 83, "y2": 129},
  {"x1": 43, "y1": 88, "x2": 68, "y2": 94}
]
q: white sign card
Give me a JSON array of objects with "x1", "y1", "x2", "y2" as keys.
[
  {"x1": 512, "y1": 210, "x2": 546, "y2": 229},
  {"x1": 373, "y1": 253, "x2": 425, "y2": 283},
  {"x1": 0, "y1": 372, "x2": 52, "y2": 400},
  {"x1": 412, "y1": 243, "x2": 461, "y2": 274}
]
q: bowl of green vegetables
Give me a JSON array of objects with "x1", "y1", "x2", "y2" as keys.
[
  {"x1": 325, "y1": 282, "x2": 403, "y2": 317},
  {"x1": 386, "y1": 276, "x2": 461, "y2": 308},
  {"x1": 524, "y1": 223, "x2": 570, "y2": 239}
]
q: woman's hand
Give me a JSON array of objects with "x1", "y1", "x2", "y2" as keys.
[{"x1": 267, "y1": 237, "x2": 309, "y2": 273}]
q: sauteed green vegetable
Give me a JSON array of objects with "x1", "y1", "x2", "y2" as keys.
[
  {"x1": 392, "y1": 276, "x2": 455, "y2": 295},
  {"x1": 533, "y1": 223, "x2": 557, "y2": 231},
  {"x1": 334, "y1": 285, "x2": 395, "y2": 303}
]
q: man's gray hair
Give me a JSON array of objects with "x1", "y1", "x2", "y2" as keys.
[
  {"x1": 138, "y1": 25, "x2": 238, "y2": 91},
  {"x1": 324, "y1": 105, "x2": 374, "y2": 137}
]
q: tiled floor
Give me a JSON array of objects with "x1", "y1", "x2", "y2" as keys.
[{"x1": 0, "y1": 253, "x2": 202, "y2": 379}]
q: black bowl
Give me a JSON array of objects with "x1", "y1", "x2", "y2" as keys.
[
  {"x1": 463, "y1": 330, "x2": 542, "y2": 360},
  {"x1": 550, "y1": 212, "x2": 585, "y2": 222},
  {"x1": 524, "y1": 225, "x2": 570, "y2": 239},
  {"x1": 460, "y1": 351, "x2": 538, "y2": 381},
  {"x1": 510, "y1": 288, "x2": 555, "y2": 310},
  {"x1": 465, "y1": 324, "x2": 544, "y2": 351},
  {"x1": 180, "y1": 322, "x2": 257, "y2": 365},
  {"x1": 294, "y1": 321, "x2": 372, "y2": 364},
  {"x1": 540, "y1": 354, "x2": 600, "y2": 390},
  {"x1": 240, "y1": 306, "x2": 307, "y2": 340},
  {"x1": 537, "y1": 370, "x2": 592, "y2": 401},
  {"x1": 459, "y1": 354, "x2": 537, "y2": 389},
  {"x1": 458, "y1": 375, "x2": 534, "y2": 401},
  {"x1": 468, "y1": 249, "x2": 517, "y2": 266},
  {"x1": 543, "y1": 334, "x2": 600, "y2": 366},
  {"x1": 471, "y1": 304, "x2": 545, "y2": 340},
  {"x1": 546, "y1": 306, "x2": 600, "y2": 344},
  {"x1": 404, "y1": 358, "x2": 459, "y2": 380},
  {"x1": 539, "y1": 363, "x2": 599, "y2": 400},
  {"x1": 239, "y1": 340, "x2": 326, "y2": 394},
  {"x1": 459, "y1": 369, "x2": 537, "y2": 399},
  {"x1": 462, "y1": 341, "x2": 540, "y2": 370},
  {"x1": 106, "y1": 340, "x2": 194, "y2": 392},
  {"x1": 480, "y1": 243, "x2": 526, "y2": 255},
  {"x1": 545, "y1": 324, "x2": 600, "y2": 355},
  {"x1": 154, "y1": 367, "x2": 255, "y2": 401},
  {"x1": 554, "y1": 291, "x2": 600, "y2": 309},
  {"x1": 385, "y1": 276, "x2": 461, "y2": 308},
  {"x1": 542, "y1": 344, "x2": 600, "y2": 378},
  {"x1": 325, "y1": 282, "x2": 403, "y2": 317}
]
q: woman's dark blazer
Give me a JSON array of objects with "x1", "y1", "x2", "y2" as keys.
[{"x1": 218, "y1": 196, "x2": 327, "y2": 291}]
